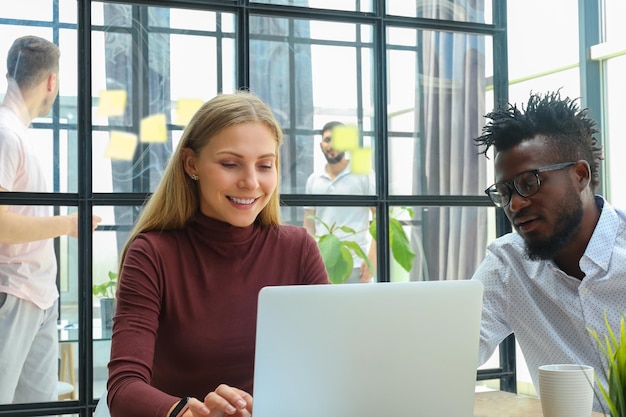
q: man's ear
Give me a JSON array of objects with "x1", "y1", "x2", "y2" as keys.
[
  {"x1": 46, "y1": 73, "x2": 57, "y2": 92},
  {"x1": 574, "y1": 160, "x2": 591, "y2": 190}
]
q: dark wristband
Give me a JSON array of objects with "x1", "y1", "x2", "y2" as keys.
[{"x1": 168, "y1": 397, "x2": 190, "y2": 417}]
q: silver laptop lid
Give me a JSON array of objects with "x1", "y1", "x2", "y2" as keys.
[{"x1": 253, "y1": 280, "x2": 483, "y2": 417}]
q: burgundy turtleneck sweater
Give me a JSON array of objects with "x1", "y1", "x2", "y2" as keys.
[{"x1": 107, "y1": 212, "x2": 329, "y2": 417}]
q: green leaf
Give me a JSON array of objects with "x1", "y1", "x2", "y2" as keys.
[
  {"x1": 587, "y1": 312, "x2": 626, "y2": 417},
  {"x1": 343, "y1": 240, "x2": 374, "y2": 273},
  {"x1": 338, "y1": 225, "x2": 358, "y2": 235},
  {"x1": 93, "y1": 270, "x2": 118, "y2": 299},
  {"x1": 318, "y1": 235, "x2": 353, "y2": 284},
  {"x1": 389, "y1": 218, "x2": 416, "y2": 272},
  {"x1": 318, "y1": 234, "x2": 342, "y2": 265}
]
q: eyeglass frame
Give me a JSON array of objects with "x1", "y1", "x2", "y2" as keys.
[{"x1": 484, "y1": 161, "x2": 577, "y2": 208}]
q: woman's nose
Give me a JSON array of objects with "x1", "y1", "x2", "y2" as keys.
[{"x1": 238, "y1": 167, "x2": 259, "y2": 189}]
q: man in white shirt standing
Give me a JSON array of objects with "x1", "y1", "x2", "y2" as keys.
[
  {"x1": 304, "y1": 121, "x2": 376, "y2": 283},
  {"x1": 472, "y1": 90, "x2": 626, "y2": 413},
  {"x1": 0, "y1": 35, "x2": 101, "y2": 403}
]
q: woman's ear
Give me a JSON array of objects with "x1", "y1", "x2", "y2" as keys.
[
  {"x1": 574, "y1": 160, "x2": 591, "y2": 190},
  {"x1": 181, "y1": 147, "x2": 197, "y2": 178}
]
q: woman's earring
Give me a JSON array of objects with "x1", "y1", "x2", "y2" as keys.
[{"x1": 191, "y1": 174, "x2": 199, "y2": 181}]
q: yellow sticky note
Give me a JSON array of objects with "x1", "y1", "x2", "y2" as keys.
[
  {"x1": 140, "y1": 113, "x2": 167, "y2": 143},
  {"x1": 97, "y1": 90, "x2": 127, "y2": 117},
  {"x1": 105, "y1": 131, "x2": 138, "y2": 161},
  {"x1": 350, "y1": 147, "x2": 372, "y2": 175},
  {"x1": 332, "y1": 125, "x2": 359, "y2": 151},
  {"x1": 176, "y1": 98, "x2": 204, "y2": 126}
]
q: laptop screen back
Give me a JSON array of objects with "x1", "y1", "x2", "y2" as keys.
[{"x1": 253, "y1": 280, "x2": 484, "y2": 417}]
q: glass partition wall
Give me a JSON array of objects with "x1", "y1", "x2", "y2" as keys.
[{"x1": 0, "y1": 1, "x2": 513, "y2": 416}]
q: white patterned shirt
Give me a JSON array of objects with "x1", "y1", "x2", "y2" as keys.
[{"x1": 473, "y1": 196, "x2": 626, "y2": 412}]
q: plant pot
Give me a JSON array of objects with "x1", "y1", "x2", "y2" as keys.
[{"x1": 100, "y1": 298, "x2": 117, "y2": 339}]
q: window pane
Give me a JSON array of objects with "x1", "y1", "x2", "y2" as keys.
[
  {"x1": 507, "y1": 0, "x2": 578, "y2": 81},
  {"x1": 397, "y1": 205, "x2": 494, "y2": 281},
  {"x1": 253, "y1": 0, "x2": 373, "y2": 12},
  {"x1": 91, "y1": 3, "x2": 236, "y2": 193},
  {"x1": 605, "y1": 55, "x2": 626, "y2": 208},
  {"x1": 387, "y1": 29, "x2": 490, "y2": 196},
  {"x1": 0, "y1": 205, "x2": 80, "y2": 404},
  {"x1": 604, "y1": 0, "x2": 626, "y2": 43},
  {"x1": 508, "y1": 68, "x2": 581, "y2": 106},
  {"x1": 386, "y1": 0, "x2": 492, "y2": 24},
  {"x1": 91, "y1": 205, "x2": 137, "y2": 400},
  {"x1": 0, "y1": 0, "x2": 53, "y2": 21},
  {"x1": 282, "y1": 205, "x2": 377, "y2": 284},
  {"x1": 249, "y1": 16, "x2": 375, "y2": 195}
]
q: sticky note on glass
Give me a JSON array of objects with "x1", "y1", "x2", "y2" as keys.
[
  {"x1": 97, "y1": 90, "x2": 127, "y2": 117},
  {"x1": 331, "y1": 125, "x2": 359, "y2": 151},
  {"x1": 176, "y1": 98, "x2": 204, "y2": 126},
  {"x1": 140, "y1": 113, "x2": 167, "y2": 143},
  {"x1": 350, "y1": 147, "x2": 372, "y2": 174},
  {"x1": 105, "y1": 131, "x2": 138, "y2": 160}
]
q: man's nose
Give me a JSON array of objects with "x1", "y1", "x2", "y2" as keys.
[{"x1": 508, "y1": 190, "x2": 530, "y2": 213}]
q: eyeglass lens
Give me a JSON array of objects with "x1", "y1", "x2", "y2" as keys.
[{"x1": 490, "y1": 171, "x2": 540, "y2": 207}]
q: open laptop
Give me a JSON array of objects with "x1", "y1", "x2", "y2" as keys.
[{"x1": 252, "y1": 280, "x2": 484, "y2": 417}]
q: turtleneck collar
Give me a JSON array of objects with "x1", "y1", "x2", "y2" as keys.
[{"x1": 189, "y1": 210, "x2": 259, "y2": 244}]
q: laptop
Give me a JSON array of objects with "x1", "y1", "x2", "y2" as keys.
[{"x1": 252, "y1": 280, "x2": 484, "y2": 417}]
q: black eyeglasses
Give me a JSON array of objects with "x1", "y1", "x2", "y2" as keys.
[{"x1": 485, "y1": 162, "x2": 577, "y2": 208}]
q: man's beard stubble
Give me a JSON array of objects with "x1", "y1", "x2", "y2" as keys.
[
  {"x1": 524, "y1": 184, "x2": 584, "y2": 261},
  {"x1": 324, "y1": 151, "x2": 345, "y2": 165}
]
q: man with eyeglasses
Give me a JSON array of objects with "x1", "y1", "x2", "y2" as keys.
[{"x1": 472, "y1": 91, "x2": 626, "y2": 413}]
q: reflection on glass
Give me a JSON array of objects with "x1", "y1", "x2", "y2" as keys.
[
  {"x1": 249, "y1": 16, "x2": 375, "y2": 194},
  {"x1": 91, "y1": 3, "x2": 236, "y2": 194}
]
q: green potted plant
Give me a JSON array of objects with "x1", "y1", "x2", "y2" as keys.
[
  {"x1": 587, "y1": 312, "x2": 626, "y2": 417},
  {"x1": 93, "y1": 270, "x2": 118, "y2": 338},
  {"x1": 312, "y1": 207, "x2": 416, "y2": 284}
]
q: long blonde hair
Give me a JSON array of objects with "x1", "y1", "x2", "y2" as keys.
[{"x1": 119, "y1": 91, "x2": 284, "y2": 267}]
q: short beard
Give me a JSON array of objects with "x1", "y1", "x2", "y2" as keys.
[
  {"x1": 324, "y1": 151, "x2": 345, "y2": 165},
  {"x1": 524, "y1": 185, "x2": 583, "y2": 261}
]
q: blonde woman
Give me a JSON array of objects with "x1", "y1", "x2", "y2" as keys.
[{"x1": 106, "y1": 91, "x2": 329, "y2": 417}]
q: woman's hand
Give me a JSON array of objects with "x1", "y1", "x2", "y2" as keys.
[{"x1": 187, "y1": 384, "x2": 253, "y2": 417}]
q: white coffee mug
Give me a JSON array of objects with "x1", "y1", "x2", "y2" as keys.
[{"x1": 538, "y1": 364, "x2": 594, "y2": 417}]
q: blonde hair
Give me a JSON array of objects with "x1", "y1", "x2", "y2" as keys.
[{"x1": 120, "y1": 91, "x2": 283, "y2": 267}]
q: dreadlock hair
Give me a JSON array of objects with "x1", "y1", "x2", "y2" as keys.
[{"x1": 474, "y1": 90, "x2": 603, "y2": 191}]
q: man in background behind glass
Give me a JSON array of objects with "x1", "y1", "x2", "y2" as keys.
[
  {"x1": 304, "y1": 121, "x2": 376, "y2": 283},
  {"x1": 0, "y1": 35, "x2": 101, "y2": 403}
]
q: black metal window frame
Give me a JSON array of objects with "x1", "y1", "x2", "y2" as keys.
[{"x1": 0, "y1": 1, "x2": 525, "y2": 416}]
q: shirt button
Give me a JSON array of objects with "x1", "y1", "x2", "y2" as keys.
[{"x1": 581, "y1": 287, "x2": 589, "y2": 295}]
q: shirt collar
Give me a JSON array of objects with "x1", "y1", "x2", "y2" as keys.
[{"x1": 580, "y1": 195, "x2": 618, "y2": 274}]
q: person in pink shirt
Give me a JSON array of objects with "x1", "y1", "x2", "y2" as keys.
[{"x1": 0, "y1": 35, "x2": 101, "y2": 403}]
